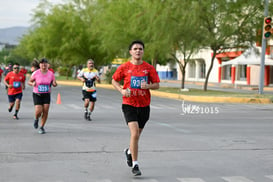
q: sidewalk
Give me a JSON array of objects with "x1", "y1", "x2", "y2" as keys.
[
  {"x1": 160, "y1": 80, "x2": 273, "y2": 93},
  {"x1": 57, "y1": 80, "x2": 273, "y2": 104}
]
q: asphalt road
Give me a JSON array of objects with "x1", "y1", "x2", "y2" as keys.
[{"x1": 0, "y1": 84, "x2": 273, "y2": 182}]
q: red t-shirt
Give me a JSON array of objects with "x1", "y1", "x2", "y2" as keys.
[
  {"x1": 4, "y1": 72, "x2": 26, "y2": 95},
  {"x1": 112, "y1": 61, "x2": 160, "y2": 107},
  {"x1": 19, "y1": 68, "x2": 28, "y2": 75},
  {"x1": 48, "y1": 68, "x2": 54, "y2": 73}
]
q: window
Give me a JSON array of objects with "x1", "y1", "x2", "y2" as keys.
[
  {"x1": 222, "y1": 65, "x2": 231, "y2": 80},
  {"x1": 188, "y1": 61, "x2": 196, "y2": 78},
  {"x1": 199, "y1": 61, "x2": 206, "y2": 78},
  {"x1": 237, "y1": 65, "x2": 247, "y2": 81}
]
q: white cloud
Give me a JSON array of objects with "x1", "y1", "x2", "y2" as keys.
[{"x1": 0, "y1": 0, "x2": 63, "y2": 28}]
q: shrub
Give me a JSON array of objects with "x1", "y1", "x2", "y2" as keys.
[
  {"x1": 58, "y1": 67, "x2": 72, "y2": 77},
  {"x1": 104, "y1": 67, "x2": 117, "y2": 84},
  {"x1": 104, "y1": 67, "x2": 124, "y2": 85}
]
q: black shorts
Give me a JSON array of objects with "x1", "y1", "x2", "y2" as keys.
[
  {"x1": 8, "y1": 93, "x2": 23, "y2": 103},
  {"x1": 33, "y1": 93, "x2": 51, "y2": 105},
  {"x1": 122, "y1": 104, "x2": 150, "y2": 129},
  {"x1": 82, "y1": 90, "x2": 97, "y2": 102}
]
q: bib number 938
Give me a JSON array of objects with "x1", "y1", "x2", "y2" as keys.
[{"x1": 130, "y1": 76, "x2": 148, "y2": 89}]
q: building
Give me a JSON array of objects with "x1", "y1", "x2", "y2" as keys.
[{"x1": 172, "y1": 45, "x2": 273, "y2": 87}]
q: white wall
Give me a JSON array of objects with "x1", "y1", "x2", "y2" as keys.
[
  {"x1": 250, "y1": 65, "x2": 260, "y2": 85},
  {"x1": 175, "y1": 48, "x2": 219, "y2": 83}
]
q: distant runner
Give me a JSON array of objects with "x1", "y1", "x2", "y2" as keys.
[
  {"x1": 77, "y1": 59, "x2": 100, "y2": 121},
  {"x1": 3, "y1": 63, "x2": 26, "y2": 119}
]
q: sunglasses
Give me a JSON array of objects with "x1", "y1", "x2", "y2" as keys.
[{"x1": 13, "y1": 67, "x2": 19, "y2": 69}]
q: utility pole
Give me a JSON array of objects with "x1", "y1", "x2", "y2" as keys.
[{"x1": 259, "y1": 0, "x2": 269, "y2": 94}]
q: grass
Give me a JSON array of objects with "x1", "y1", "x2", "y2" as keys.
[
  {"x1": 57, "y1": 76, "x2": 78, "y2": 80},
  {"x1": 158, "y1": 87, "x2": 273, "y2": 100}
]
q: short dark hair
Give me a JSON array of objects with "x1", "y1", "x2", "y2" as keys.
[
  {"x1": 129, "y1": 40, "x2": 145, "y2": 50},
  {"x1": 13, "y1": 63, "x2": 20, "y2": 66},
  {"x1": 39, "y1": 58, "x2": 48, "y2": 63}
]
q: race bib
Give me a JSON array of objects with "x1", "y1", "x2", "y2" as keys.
[
  {"x1": 38, "y1": 85, "x2": 49, "y2": 92},
  {"x1": 85, "y1": 79, "x2": 94, "y2": 88},
  {"x1": 13, "y1": 81, "x2": 21, "y2": 88},
  {"x1": 130, "y1": 76, "x2": 148, "y2": 89},
  {"x1": 91, "y1": 92, "x2": 97, "y2": 98}
]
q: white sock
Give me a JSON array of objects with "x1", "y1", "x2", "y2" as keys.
[{"x1": 133, "y1": 161, "x2": 139, "y2": 167}]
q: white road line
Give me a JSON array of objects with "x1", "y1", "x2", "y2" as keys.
[
  {"x1": 94, "y1": 179, "x2": 112, "y2": 182},
  {"x1": 156, "y1": 122, "x2": 191, "y2": 133},
  {"x1": 132, "y1": 179, "x2": 158, "y2": 182},
  {"x1": 266, "y1": 175, "x2": 273, "y2": 180},
  {"x1": 150, "y1": 104, "x2": 162, "y2": 109},
  {"x1": 177, "y1": 178, "x2": 206, "y2": 182},
  {"x1": 222, "y1": 176, "x2": 254, "y2": 182},
  {"x1": 66, "y1": 104, "x2": 82, "y2": 110}
]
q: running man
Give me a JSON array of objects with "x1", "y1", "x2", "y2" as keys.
[
  {"x1": 112, "y1": 40, "x2": 160, "y2": 176},
  {"x1": 3, "y1": 63, "x2": 26, "y2": 119},
  {"x1": 19, "y1": 66, "x2": 28, "y2": 76},
  {"x1": 0, "y1": 67, "x2": 3, "y2": 83},
  {"x1": 28, "y1": 58, "x2": 57, "y2": 134},
  {"x1": 4, "y1": 63, "x2": 13, "y2": 93},
  {"x1": 77, "y1": 59, "x2": 100, "y2": 121}
]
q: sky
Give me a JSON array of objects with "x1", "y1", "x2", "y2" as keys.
[{"x1": 0, "y1": 0, "x2": 63, "y2": 29}]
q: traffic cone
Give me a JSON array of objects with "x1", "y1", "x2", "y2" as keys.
[{"x1": 56, "y1": 93, "x2": 61, "y2": 104}]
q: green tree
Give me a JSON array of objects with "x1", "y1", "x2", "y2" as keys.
[
  {"x1": 17, "y1": 0, "x2": 108, "y2": 78},
  {"x1": 14, "y1": 0, "x2": 266, "y2": 87},
  {"x1": 165, "y1": 0, "x2": 203, "y2": 89},
  {"x1": 94, "y1": 0, "x2": 172, "y2": 67},
  {"x1": 195, "y1": 0, "x2": 263, "y2": 91},
  {"x1": 0, "y1": 48, "x2": 11, "y2": 65}
]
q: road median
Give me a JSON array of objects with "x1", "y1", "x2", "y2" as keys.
[{"x1": 57, "y1": 80, "x2": 272, "y2": 104}]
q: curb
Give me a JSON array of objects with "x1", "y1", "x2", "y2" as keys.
[
  {"x1": 150, "y1": 90, "x2": 272, "y2": 104},
  {"x1": 57, "y1": 81, "x2": 272, "y2": 104}
]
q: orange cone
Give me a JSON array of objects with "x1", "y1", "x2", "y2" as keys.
[{"x1": 56, "y1": 93, "x2": 61, "y2": 104}]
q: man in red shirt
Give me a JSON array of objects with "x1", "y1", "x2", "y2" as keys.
[
  {"x1": 19, "y1": 66, "x2": 28, "y2": 76},
  {"x1": 4, "y1": 63, "x2": 26, "y2": 119},
  {"x1": 0, "y1": 68, "x2": 3, "y2": 82},
  {"x1": 112, "y1": 40, "x2": 160, "y2": 176},
  {"x1": 48, "y1": 63, "x2": 54, "y2": 73}
]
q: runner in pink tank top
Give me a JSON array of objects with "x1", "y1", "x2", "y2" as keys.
[{"x1": 28, "y1": 58, "x2": 57, "y2": 134}]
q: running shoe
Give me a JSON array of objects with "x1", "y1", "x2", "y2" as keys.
[
  {"x1": 38, "y1": 127, "x2": 45, "y2": 134},
  {"x1": 132, "y1": 164, "x2": 141, "y2": 176},
  {"x1": 13, "y1": 114, "x2": 18, "y2": 120},
  {"x1": 124, "y1": 148, "x2": 132, "y2": 167},
  {"x1": 33, "y1": 119, "x2": 39, "y2": 129},
  {"x1": 84, "y1": 111, "x2": 88, "y2": 120},
  {"x1": 8, "y1": 107, "x2": 13, "y2": 112},
  {"x1": 87, "y1": 114, "x2": 92, "y2": 121}
]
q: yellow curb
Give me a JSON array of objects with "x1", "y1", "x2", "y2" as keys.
[
  {"x1": 57, "y1": 80, "x2": 82, "y2": 86},
  {"x1": 57, "y1": 80, "x2": 116, "y2": 89},
  {"x1": 57, "y1": 81, "x2": 272, "y2": 104},
  {"x1": 150, "y1": 90, "x2": 272, "y2": 104}
]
